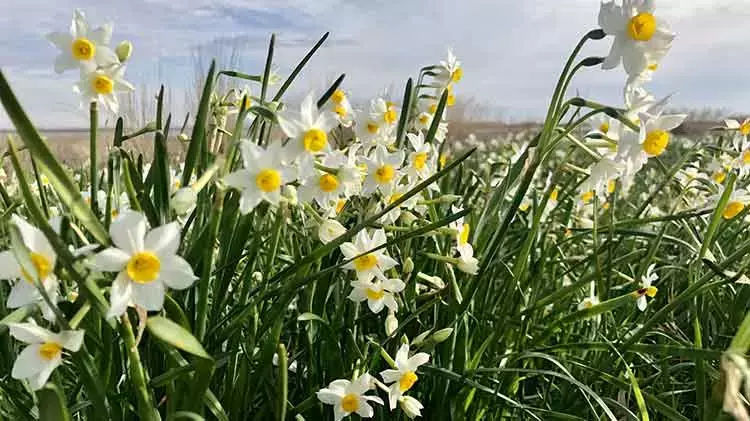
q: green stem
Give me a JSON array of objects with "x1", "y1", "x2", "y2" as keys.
[
  {"x1": 120, "y1": 313, "x2": 160, "y2": 421},
  {"x1": 90, "y1": 101, "x2": 98, "y2": 215}
]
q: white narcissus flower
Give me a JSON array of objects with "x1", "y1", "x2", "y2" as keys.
[
  {"x1": 635, "y1": 263, "x2": 658, "y2": 311},
  {"x1": 277, "y1": 93, "x2": 337, "y2": 160},
  {"x1": 45, "y1": 9, "x2": 119, "y2": 73},
  {"x1": 385, "y1": 311, "x2": 399, "y2": 335},
  {"x1": 348, "y1": 278, "x2": 405, "y2": 314},
  {"x1": 370, "y1": 98, "x2": 399, "y2": 129},
  {"x1": 379, "y1": 183, "x2": 426, "y2": 225},
  {"x1": 400, "y1": 395, "x2": 425, "y2": 419},
  {"x1": 615, "y1": 108, "x2": 686, "y2": 177},
  {"x1": 318, "y1": 219, "x2": 347, "y2": 244},
  {"x1": 316, "y1": 373, "x2": 383, "y2": 421},
  {"x1": 456, "y1": 244, "x2": 479, "y2": 275},
  {"x1": 714, "y1": 189, "x2": 750, "y2": 220},
  {"x1": 405, "y1": 132, "x2": 439, "y2": 187},
  {"x1": 321, "y1": 147, "x2": 364, "y2": 198},
  {"x1": 380, "y1": 344, "x2": 430, "y2": 409},
  {"x1": 580, "y1": 158, "x2": 624, "y2": 202},
  {"x1": 725, "y1": 118, "x2": 750, "y2": 152},
  {"x1": 437, "y1": 49, "x2": 462, "y2": 85},
  {"x1": 224, "y1": 140, "x2": 297, "y2": 214},
  {"x1": 8, "y1": 322, "x2": 84, "y2": 390},
  {"x1": 0, "y1": 215, "x2": 60, "y2": 321},
  {"x1": 448, "y1": 206, "x2": 471, "y2": 248},
  {"x1": 578, "y1": 294, "x2": 601, "y2": 310},
  {"x1": 340, "y1": 229, "x2": 398, "y2": 283},
  {"x1": 599, "y1": 0, "x2": 675, "y2": 77},
  {"x1": 362, "y1": 146, "x2": 405, "y2": 196},
  {"x1": 74, "y1": 65, "x2": 135, "y2": 113},
  {"x1": 86, "y1": 211, "x2": 197, "y2": 317},
  {"x1": 329, "y1": 89, "x2": 355, "y2": 127}
]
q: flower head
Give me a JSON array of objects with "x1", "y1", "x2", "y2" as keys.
[
  {"x1": 341, "y1": 229, "x2": 398, "y2": 282},
  {"x1": 46, "y1": 9, "x2": 119, "y2": 73},
  {"x1": 380, "y1": 343, "x2": 430, "y2": 409},
  {"x1": 87, "y1": 211, "x2": 197, "y2": 317},
  {"x1": 8, "y1": 322, "x2": 84, "y2": 390},
  {"x1": 316, "y1": 373, "x2": 383, "y2": 421},
  {"x1": 277, "y1": 93, "x2": 337, "y2": 160},
  {"x1": 362, "y1": 146, "x2": 405, "y2": 196},
  {"x1": 74, "y1": 65, "x2": 134, "y2": 113},
  {"x1": 348, "y1": 278, "x2": 405, "y2": 314}
]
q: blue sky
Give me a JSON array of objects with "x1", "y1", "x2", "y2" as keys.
[{"x1": 1, "y1": 0, "x2": 749, "y2": 129}]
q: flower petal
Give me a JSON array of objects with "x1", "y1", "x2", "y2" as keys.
[
  {"x1": 159, "y1": 256, "x2": 197, "y2": 290},
  {"x1": 28, "y1": 359, "x2": 60, "y2": 391},
  {"x1": 88, "y1": 247, "x2": 130, "y2": 272},
  {"x1": 316, "y1": 388, "x2": 343, "y2": 405},
  {"x1": 0, "y1": 250, "x2": 22, "y2": 280},
  {"x1": 8, "y1": 322, "x2": 56, "y2": 344},
  {"x1": 110, "y1": 210, "x2": 147, "y2": 254},
  {"x1": 7, "y1": 281, "x2": 39, "y2": 309},
  {"x1": 132, "y1": 281, "x2": 166, "y2": 311},
  {"x1": 12, "y1": 344, "x2": 45, "y2": 379},
  {"x1": 107, "y1": 273, "x2": 133, "y2": 318},
  {"x1": 145, "y1": 222, "x2": 181, "y2": 257}
]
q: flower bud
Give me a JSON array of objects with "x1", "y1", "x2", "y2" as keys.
[
  {"x1": 430, "y1": 328, "x2": 454, "y2": 344},
  {"x1": 385, "y1": 311, "x2": 398, "y2": 336},
  {"x1": 171, "y1": 187, "x2": 197, "y2": 215},
  {"x1": 282, "y1": 185, "x2": 298, "y2": 206},
  {"x1": 116, "y1": 40, "x2": 133, "y2": 63},
  {"x1": 318, "y1": 219, "x2": 346, "y2": 244},
  {"x1": 399, "y1": 396, "x2": 424, "y2": 419},
  {"x1": 403, "y1": 257, "x2": 414, "y2": 274},
  {"x1": 177, "y1": 133, "x2": 189, "y2": 143},
  {"x1": 412, "y1": 330, "x2": 431, "y2": 346},
  {"x1": 252, "y1": 271, "x2": 263, "y2": 283}
]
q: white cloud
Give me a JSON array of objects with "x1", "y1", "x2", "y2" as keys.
[{"x1": 1, "y1": 0, "x2": 749, "y2": 129}]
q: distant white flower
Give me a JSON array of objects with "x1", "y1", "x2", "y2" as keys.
[
  {"x1": 277, "y1": 93, "x2": 337, "y2": 160},
  {"x1": 713, "y1": 188, "x2": 750, "y2": 220},
  {"x1": 317, "y1": 373, "x2": 383, "y2": 421},
  {"x1": 74, "y1": 65, "x2": 134, "y2": 113},
  {"x1": 578, "y1": 294, "x2": 600, "y2": 310},
  {"x1": 0, "y1": 215, "x2": 60, "y2": 321},
  {"x1": 436, "y1": 49, "x2": 462, "y2": 85},
  {"x1": 171, "y1": 187, "x2": 198, "y2": 216},
  {"x1": 635, "y1": 263, "x2": 658, "y2": 311},
  {"x1": 8, "y1": 322, "x2": 84, "y2": 390},
  {"x1": 725, "y1": 118, "x2": 750, "y2": 151},
  {"x1": 599, "y1": 0, "x2": 675, "y2": 76},
  {"x1": 340, "y1": 229, "x2": 398, "y2": 282},
  {"x1": 45, "y1": 9, "x2": 119, "y2": 73},
  {"x1": 87, "y1": 211, "x2": 197, "y2": 317},
  {"x1": 329, "y1": 89, "x2": 355, "y2": 127},
  {"x1": 348, "y1": 278, "x2": 405, "y2": 314},
  {"x1": 362, "y1": 146, "x2": 404, "y2": 196},
  {"x1": 405, "y1": 132, "x2": 438, "y2": 187},
  {"x1": 370, "y1": 98, "x2": 399, "y2": 129},
  {"x1": 616, "y1": 109, "x2": 686, "y2": 176},
  {"x1": 380, "y1": 344, "x2": 430, "y2": 409},
  {"x1": 449, "y1": 206, "x2": 471, "y2": 248},
  {"x1": 224, "y1": 140, "x2": 297, "y2": 214},
  {"x1": 385, "y1": 311, "x2": 399, "y2": 335}
]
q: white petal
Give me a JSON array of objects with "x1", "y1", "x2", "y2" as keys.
[
  {"x1": 395, "y1": 343, "x2": 410, "y2": 367},
  {"x1": 12, "y1": 345, "x2": 45, "y2": 379},
  {"x1": 602, "y1": 38, "x2": 623, "y2": 70},
  {"x1": 7, "y1": 281, "x2": 39, "y2": 309},
  {"x1": 145, "y1": 222, "x2": 181, "y2": 257},
  {"x1": 0, "y1": 250, "x2": 22, "y2": 279},
  {"x1": 159, "y1": 256, "x2": 197, "y2": 290},
  {"x1": 316, "y1": 388, "x2": 343, "y2": 405},
  {"x1": 54, "y1": 54, "x2": 77, "y2": 74},
  {"x1": 384, "y1": 278, "x2": 405, "y2": 293},
  {"x1": 45, "y1": 31, "x2": 73, "y2": 49},
  {"x1": 378, "y1": 255, "x2": 398, "y2": 271},
  {"x1": 657, "y1": 114, "x2": 687, "y2": 132},
  {"x1": 277, "y1": 114, "x2": 302, "y2": 139},
  {"x1": 224, "y1": 169, "x2": 254, "y2": 190},
  {"x1": 367, "y1": 298, "x2": 385, "y2": 314},
  {"x1": 407, "y1": 352, "x2": 430, "y2": 370},
  {"x1": 12, "y1": 215, "x2": 55, "y2": 262},
  {"x1": 90, "y1": 23, "x2": 112, "y2": 45},
  {"x1": 107, "y1": 273, "x2": 133, "y2": 318},
  {"x1": 58, "y1": 330, "x2": 85, "y2": 352},
  {"x1": 94, "y1": 46, "x2": 119, "y2": 68},
  {"x1": 132, "y1": 281, "x2": 166, "y2": 311},
  {"x1": 380, "y1": 369, "x2": 401, "y2": 384},
  {"x1": 355, "y1": 400, "x2": 375, "y2": 418},
  {"x1": 27, "y1": 359, "x2": 60, "y2": 391},
  {"x1": 238, "y1": 190, "x2": 263, "y2": 214},
  {"x1": 8, "y1": 322, "x2": 56, "y2": 344},
  {"x1": 110, "y1": 210, "x2": 147, "y2": 254},
  {"x1": 88, "y1": 247, "x2": 130, "y2": 272},
  {"x1": 349, "y1": 373, "x2": 373, "y2": 395}
]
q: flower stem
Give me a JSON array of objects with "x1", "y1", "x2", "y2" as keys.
[
  {"x1": 90, "y1": 101, "x2": 98, "y2": 215},
  {"x1": 120, "y1": 313, "x2": 160, "y2": 421}
]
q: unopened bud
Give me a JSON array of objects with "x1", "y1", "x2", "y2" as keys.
[
  {"x1": 385, "y1": 311, "x2": 398, "y2": 336},
  {"x1": 116, "y1": 40, "x2": 133, "y2": 63},
  {"x1": 403, "y1": 257, "x2": 414, "y2": 274},
  {"x1": 177, "y1": 133, "x2": 189, "y2": 143},
  {"x1": 318, "y1": 219, "x2": 346, "y2": 244},
  {"x1": 412, "y1": 330, "x2": 431, "y2": 346},
  {"x1": 399, "y1": 396, "x2": 424, "y2": 419},
  {"x1": 252, "y1": 271, "x2": 263, "y2": 283},
  {"x1": 581, "y1": 56, "x2": 605, "y2": 67},
  {"x1": 430, "y1": 328, "x2": 454, "y2": 344},
  {"x1": 171, "y1": 187, "x2": 197, "y2": 215}
]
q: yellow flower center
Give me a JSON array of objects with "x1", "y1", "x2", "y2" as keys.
[
  {"x1": 447, "y1": 93, "x2": 456, "y2": 107},
  {"x1": 375, "y1": 165, "x2": 395, "y2": 184},
  {"x1": 366, "y1": 288, "x2": 385, "y2": 300},
  {"x1": 645, "y1": 286, "x2": 658, "y2": 298},
  {"x1": 428, "y1": 103, "x2": 438, "y2": 115},
  {"x1": 71, "y1": 38, "x2": 95, "y2": 61},
  {"x1": 242, "y1": 96, "x2": 252, "y2": 110},
  {"x1": 367, "y1": 122, "x2": 379, "y2": 134},
  {"x1": 581, "y1": 191, "x2": 594, "y2": 204},
  {"x1": 723, "y1": 201, "x2": 745, "y2": 220},
  {"x1": 127, "y1": 251, "x2": 161, "y2": 284},
  {"x1": 741, "y1": 122, "x2": 750, "y2": 136},
  {"x1": 439, "y1": 155, "x2": 448, "y2": 169},
  {"x1": 713, "y1": 170, "x2": 727, "y2": 184},
  {"x1": 341, "y1": 394, "x2": 359, "y2": 413},
  {"x1": 21, "y1": 252, "x2": 53, "y2": 284},
  {"x1": 399, "y1": 371, "x2": 418, "y2": 392},
  {"x1": 599, "y1": 122, "x2": 610, "y2": 134},
  {"x1": 642, "y1": 130, "x2": 669, "y2": 156},
  {"x1": 418, "y1": 114, "x2": 430, "y2": 125},
  {"x1": 384, "y1": 108, "x2": 398, "y2": 124},
  {"x1": 602, "y1": 202, "x2": 611, "y2": 210},
  {"x1": 582, "y1": 300, "x2": 594, "y2": 309},
  {"x1": 303, "y1": 128, "x2": 328, "y2": 153},
  {"x1": 627, "y1": 13, "x2": 657, "y2": 42},
  {"x1": 39, "y1": 342, "x2": 63, "y2": 361},
  {"x1": 389, "y1": 193, "x2": 404, "y2": 205},
  {"x1": 331, "y1": 89, "x2": 346, "y2": 104},
  {"x1": 550, "y1": 188, "x2": 559, "y2": 202},
  {"x1": 459, "y1": 223, "x2": 470, "y2": 245},
  {"x1": 256, "y1": 169, "x2": 282, "y2": 193},
  {"x1": 92, "y1": 75, "x2": 114, "y2": 95},
  {"x1": 647, "y1": 63, "x2": 659, "y2": 72},
  {"x1": 742, "y1": 151, "x2": 750, "y2": 165},
  {"x1": 354, "y1": 254, "x2": 378, "y2": 271},
  {"x1": 336, "y1": 199, "x2": 346, "y2": 214},
  {"x1": 318, "y1": 174, "x2": 339, "y2": 193},
  {"x1": 607, "y1": 180, "x2": 617, "y2": 194},
  {"x1": 451, "y1": 67, "x2": 463, "y2": 82},
  {"x1": 413, "y1": 152, "x2": 428, "y2": 170},
  {"x1": 334, "y1": 105, "x2": 347, "y2": 117}
]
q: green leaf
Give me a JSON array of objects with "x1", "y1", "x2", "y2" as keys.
[
  {"x1": 146, "y1": 316, "x2": 211, "y2": 359},
  {"x1": 297, "y1": 312, "x2": 329, "y2": 325},
  {"x1": 36, "y1": 384, "x2": 72, "y2": 421}
]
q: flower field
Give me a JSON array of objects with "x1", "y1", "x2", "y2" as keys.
[{"x1": 1, "y1": 1, "x2": 750, "y2": 420}]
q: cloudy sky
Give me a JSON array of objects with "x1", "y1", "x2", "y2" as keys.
[{"x1": 0, "y1": 0, "x2": 748, "y2": 129}]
